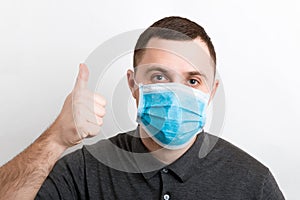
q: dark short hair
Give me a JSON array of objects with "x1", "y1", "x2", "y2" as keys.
[{"x1": 134, "y1": 16, "x2": 216, "y2": 75}]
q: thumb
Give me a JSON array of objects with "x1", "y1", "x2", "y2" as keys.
[{"x1": 74, "y1": 63, "x2": 89, "y2": 90}]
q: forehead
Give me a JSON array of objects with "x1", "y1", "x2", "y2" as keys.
[{"x1": 136, "y1": 38, "x2": 215, "y2": 85}]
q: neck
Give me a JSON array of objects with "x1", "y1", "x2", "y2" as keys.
[{"x1": 139, "y1": 126, "x2": 196, "y2": 165}]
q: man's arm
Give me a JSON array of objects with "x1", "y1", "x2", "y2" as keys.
[
  {"x1": 0, "y1": 64, "x2": 106, "y2": 200},
  {"x1": 0, "y1": 124, "x2": 67, "y2": 200}
]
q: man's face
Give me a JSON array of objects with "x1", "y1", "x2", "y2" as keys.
[{"x1": 127, "y1": 37, "x2": 219, "y2": 104}]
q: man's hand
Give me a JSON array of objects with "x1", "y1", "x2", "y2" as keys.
[
  {"x1": 0, "y1": 63, "x2": 105, "y2": 200},
  {"x1": 51, "y1": 63, "x2": 106, "y2": 148}
]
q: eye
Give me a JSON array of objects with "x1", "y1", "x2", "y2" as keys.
[
  {"x1": 151, "y1": 74, "x2": 168, "y2": 83},
  {"x1": 154, "y1": 74, "x2": 164, "y2": 81},
  {"x1": 187, "y1": 78, "x2": 201, "y2": 87}
]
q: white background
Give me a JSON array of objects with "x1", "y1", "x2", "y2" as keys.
[{"x1": 0, "y1": 0, "x2": 299, "y2": 199}]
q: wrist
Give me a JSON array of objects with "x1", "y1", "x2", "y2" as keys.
[
  {"x1": 44, "y1": 119, "x2": 70, "y2": 151},
  {"x1": 45, "y1": 127, "x2": 69, "y2": 152},
  {"x1": 47, "y1": 115, "x2": 82, "y2": 149}
]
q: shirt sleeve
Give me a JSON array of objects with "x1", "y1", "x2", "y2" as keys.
[
  {"x1": 35, "y1": 148, "x2": 86, "y2": 200},
  {"x1": 259, "y1": 170, "x2": 285, "y2": 200}
]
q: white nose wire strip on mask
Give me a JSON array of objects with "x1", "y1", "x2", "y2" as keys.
[{"x1": 134, "y1": 78, "x2": 210, "y2": 103}]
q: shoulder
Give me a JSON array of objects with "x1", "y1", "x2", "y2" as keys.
[
  {"x1": 201, "y1": 133, "x2": 271, "y2": 188},
  {"x1": 203, "y1": 133, "x2": 268, "y2": 175},
  {"x1": 56, "y1": 130, "x2": 140, "y2": 172},
  {"x1": 108, "y1": 129, "x2": 137, "y2": 151},
  {"x1": 213, "y1": 135, "x2": 268, "y2": 173},
  {"x1": 58, "y1": 130, "x2": 136, "y2": 164},
  {"x1": 212, "y1": 135, "x2": 284, "y2": 198},
  {"x1": 82, "y1": 129, "x2": 137, "y2": 154},
  {"x1": 55, "y1": 129, "x2": 136, "y2": 166},
  {"x1": 191, "y1": 133, "x2": 284, "y2": 199}
]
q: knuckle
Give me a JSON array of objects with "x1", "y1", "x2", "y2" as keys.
[{"x1": 97, "y1": 108, "x2": 105, "y2": 117}]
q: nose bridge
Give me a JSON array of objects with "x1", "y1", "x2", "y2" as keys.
[{"x1": 171, "y1": 72, "x2": 186, "y2": 84}]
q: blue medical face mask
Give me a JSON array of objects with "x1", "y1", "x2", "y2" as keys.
[{"x1": 136, "y1": 82, "x2": 210, "y2": 150}]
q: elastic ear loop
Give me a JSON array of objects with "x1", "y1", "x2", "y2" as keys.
[
  {"x1": 133, "y1": 78, "x2": 144, "y2": 122},
  {"x1": 200, "y1": 81, "x2": 213, "y2": 132},
  {"x1": 132, "y1": 69, "x2": 143, "y2": 87},
  {"x1": 133, "y1": 78, "x2": 141, "y2": 87}
]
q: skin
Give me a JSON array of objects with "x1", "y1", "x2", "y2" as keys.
[{"x1": 0, "y1": 37, "x2": 218, "y2": 199}]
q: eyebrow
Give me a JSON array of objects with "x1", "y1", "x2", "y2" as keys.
[
  {"x1": 143, "y1": 65, "x2": 208, "y2": 80},
  {"x1": 186, "y1": 71, "x2": 207, "y2": 80},
  {"x1": 145, "y1": 66, "x2": 169, "y2": 74}
]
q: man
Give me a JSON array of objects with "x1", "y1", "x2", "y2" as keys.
[{"x1": 0, "y1": 16, "x2": 284, "y2": 199}]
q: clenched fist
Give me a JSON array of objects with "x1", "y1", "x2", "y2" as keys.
[{"x1": 51, "y1": 63, "x2": 106, "y2": 148}]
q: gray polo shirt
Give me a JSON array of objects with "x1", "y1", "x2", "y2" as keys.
[{"x1": 36, "y1": 129, "x2": 284, "y2": 199}]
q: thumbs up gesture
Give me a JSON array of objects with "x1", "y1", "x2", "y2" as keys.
[{"x1": 51, "y1": 63, "x2": 106, "y2": 148}]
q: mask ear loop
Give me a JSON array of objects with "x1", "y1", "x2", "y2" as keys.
[
  {"x1": 132, "y1": 76, "x2": 144, "y2": 124},
  {"x1": 199, "y1": 79, "x2": 214, "y2": 135},
  {"x1": 133, "y1": 78, "x2": 141, "y2": 87},
  {"x1": 132, "y1": 69, "x2": 143, "y2": 88}
]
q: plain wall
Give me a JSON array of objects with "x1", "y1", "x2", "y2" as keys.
[{"x1": 1, "y1": 0, "x2": 299, "y2": 199}]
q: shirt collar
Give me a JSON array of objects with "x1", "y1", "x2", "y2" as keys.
[
  {"x1": 130, "y1": 128, "x2": 165, "y2": 178},
  {"x1": 167, "y1": 132, "x2": 206, "y2": 182},
  {"x1": 131, "y1": 126, "x2": 208, "y2": 182}
]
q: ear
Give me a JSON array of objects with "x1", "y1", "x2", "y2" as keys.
[
  {"x1": 208, "y1": 79, "x2": 219, "y2": 104},
  {"x1": 127, "y1": 69, "x2": 138, "y2": 99}
]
